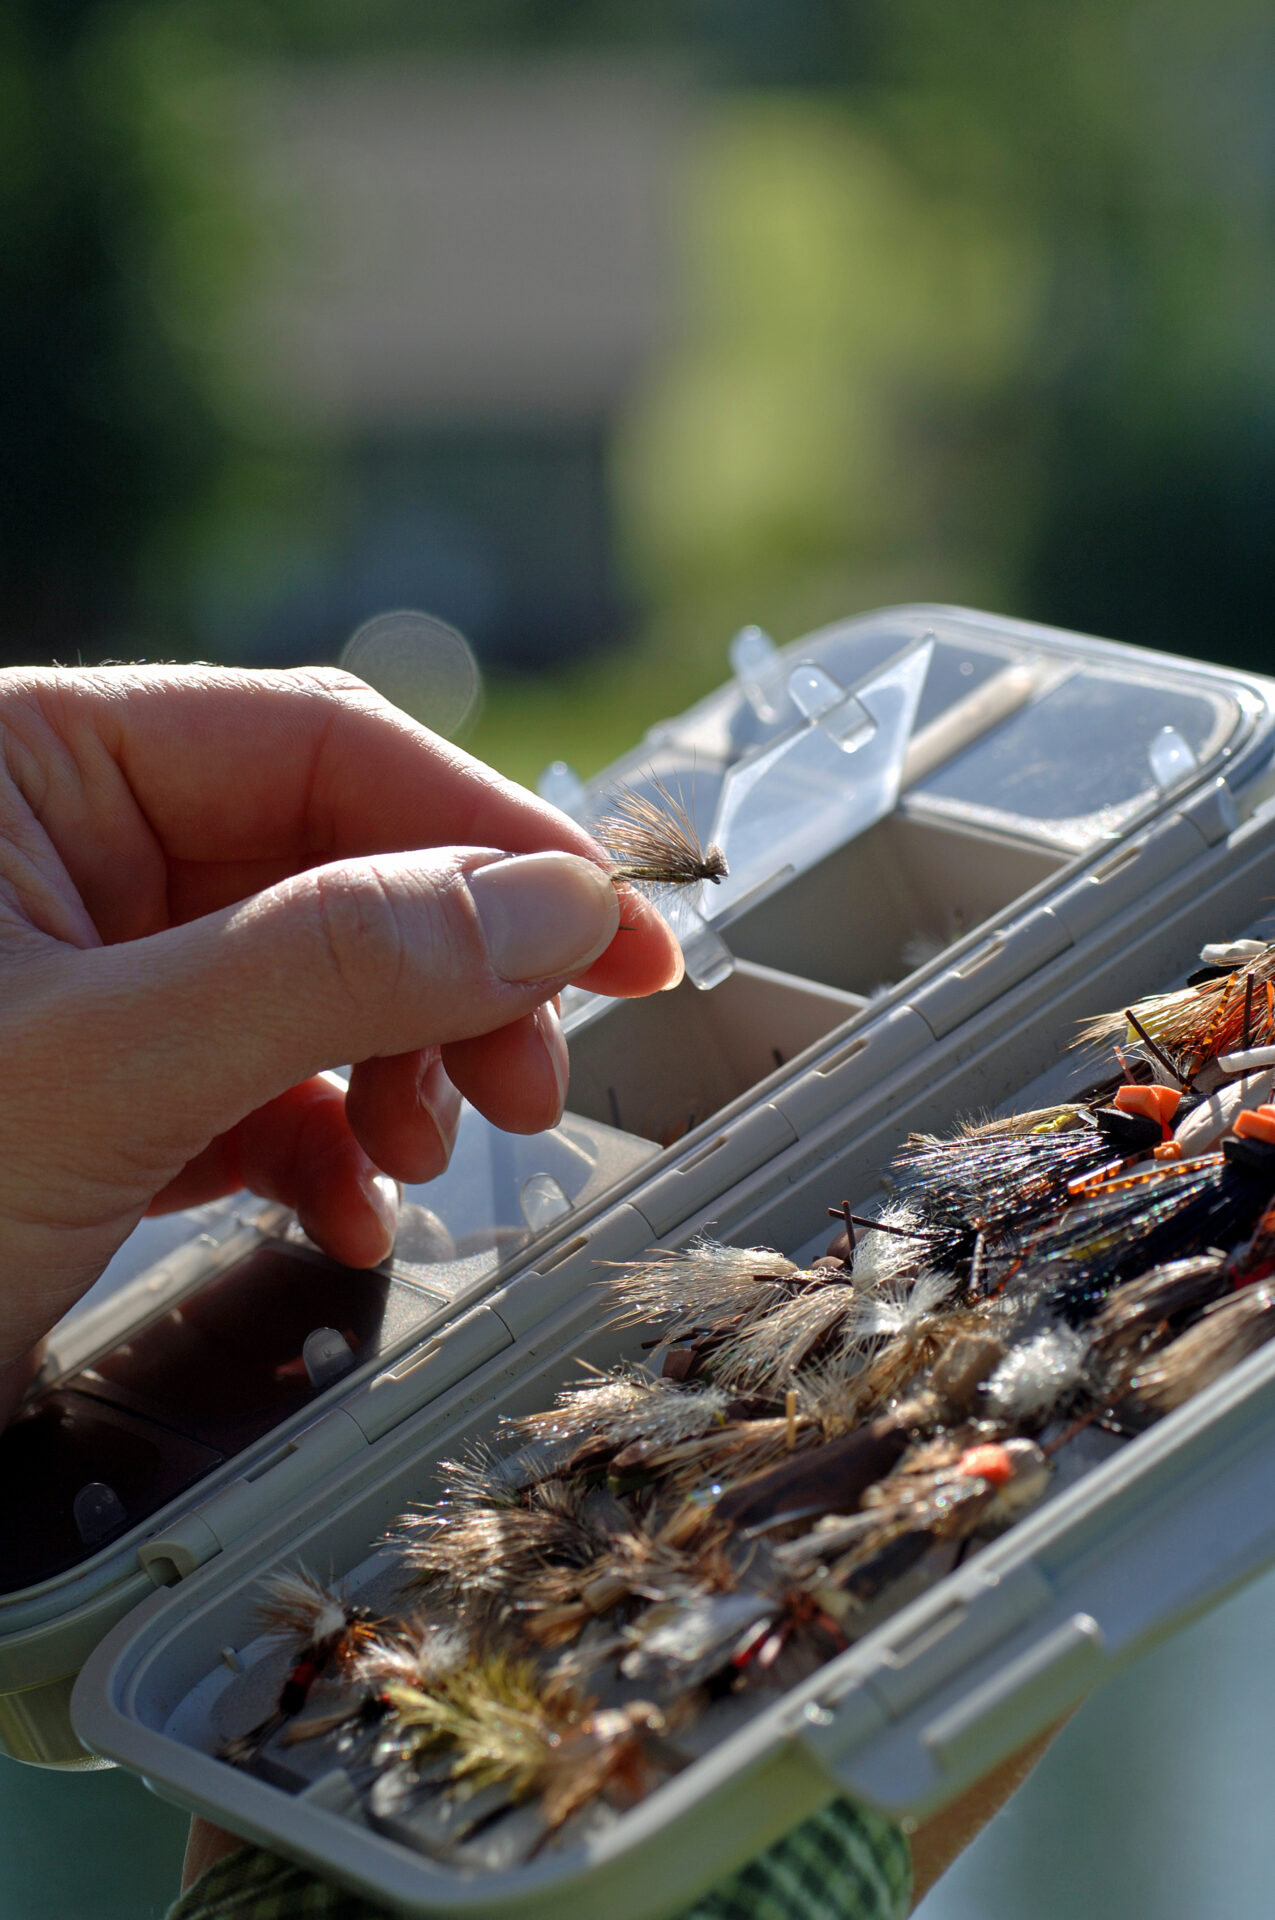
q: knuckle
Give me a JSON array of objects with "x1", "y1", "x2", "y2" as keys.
[
  {"x1": 308, "y1": 865, "x2": 407, "y2": 1012},
  {"x1": 287, "y1": 664, "x2": 386, "y2": 712}
]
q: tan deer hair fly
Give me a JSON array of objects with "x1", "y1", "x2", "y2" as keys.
[{"x1": 596, "y1": 777, "x2": 728, "y2": 889}]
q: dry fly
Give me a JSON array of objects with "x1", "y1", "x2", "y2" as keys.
[
  {"x1": 788, "y1": 1272, "x2": 972, "y2": 1421},
  {"x1": 402, "y1": 1480, "x2": 627, "y2": 1602},
  {"x1": 278, "y1": 1614, "x2": 473, "y2": 1751},
  {"x1": 774, "y1": 1438, "x2": 1052, "y2": 1619},
  {"x1": 376, "y1": 1652, "x2": 577, "y2": 1796},
  {"x1": 352, "y1": 1613, "x2": 470, "y2": 1692},
  {"x1": 509, "y1": 1368, "x2": 734, "y2": 1457},
  {"x1": 834, "y1": 1203, "x2": 936, "y2": 1291},
  {"x1": 375, "y1": 1655, "x2": 683, "y2": 1844},
  {"x1": 596, "y1": 779, "x2": 728, "y2": 889},
  {"x1": 222, "y1": 1570, "x2": 378, "y2": 1764},
  {"x1": 712, "y1": 1263, "x2": 963, "y2": 1396},
  {"x1": 516, "y1": 1512, "x2": 736, "y2": 1648},
  {"x1": 228, "y1": 923, "x2": 1275, "y2": 1848},
  {"x1": 605, "y1": 1414, "x2": 811, "y2": 1509},
  {"x1": 1086, "y1": 1254, "x2": 1231, "y2": 1386},
  {"x1": 605, "y1": 1240, "x2": 802, "y2": 1352},
  {"x1": 1128, "y1": 1282, "x2": 1275, "y2": 1414}
]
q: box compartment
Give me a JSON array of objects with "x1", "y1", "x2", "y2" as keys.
[
  {"x1": 74, "y1": 827, "x2": 1275, "y2": 1920},
  {"x1": 3, "y1": 604, "x2": 1273, "y2": 1800},
  {"x1": 565, "y1": 961, "x2": 865, "y2": 1146},
  {"x1": 724, "y1": 809, "x2": 1066, "y2": 999},
  {"x1": 564, "y1": 812, "x2": 1067, "y2": 1147}
]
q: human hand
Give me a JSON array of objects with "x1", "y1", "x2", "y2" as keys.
[{"x1": 0, "y1": 664, "x2": 680, "y2": 1418}]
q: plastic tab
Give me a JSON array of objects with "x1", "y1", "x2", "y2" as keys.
[
  {"x1": 729, "y1": 625, "x2": 789, "y2": 725},
  {"x1": 702, "y1": 641, "x2": 932, "y2": 926},
  {"x1": 536, "y1": 760, "x2": 588, "y2": 817},
  {"x1": 787, "y1": 664, "x2": 875, "y2": 751},
  {"x1": 677, "y1": 911, "x2": 737, "y2": 992},
  {"x1": 519, "y1": 1173, "x2": 572, "y2": 1233},
  {"x1": 73, "y1": 1483, "x2": 127, "y2": 1549},
  {"x1": 909, "y1": 908, "x2": 1072, "y2": 1041},
  {"x1": 301, "y1": 1328, "x2": 358, "y2": 1392},
  {"x1": 1149, "y1": 724, "x2": 1199, "y2": 789},
  {"x1": 1179, "y1": 774, "x2": 1239, "y2": 846},
  {"x1": 920, "y1": 1612, "x2": 1105, "y2": 1777}
]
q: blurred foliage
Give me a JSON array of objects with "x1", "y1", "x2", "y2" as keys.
[
  {"x1": 0, "y1": 4, "x2": 248, "y2": 658},
  {"x1": 1, "y1": 0, "x2": 1273, "y2": 777}
]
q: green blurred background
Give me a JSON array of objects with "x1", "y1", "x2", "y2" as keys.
[
  {"x1": 5, "y1": 0, "x2": 1273, "y2": 782},
  {"x1": 3, "y1": 2, "x2": 1275, "y2": 1915}
]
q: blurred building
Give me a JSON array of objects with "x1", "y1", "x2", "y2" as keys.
[{"x1": 205, "y1": 60, "x2": 693, "y2": 670}]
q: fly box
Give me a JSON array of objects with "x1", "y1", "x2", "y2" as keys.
[{"x1": 7, "y1": 606, "x2": 1275, "y2": 1913}]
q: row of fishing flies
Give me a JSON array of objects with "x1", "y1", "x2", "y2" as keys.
[{"x1": 223, "y1": 812, "x2": 1275, "y2": 1863}]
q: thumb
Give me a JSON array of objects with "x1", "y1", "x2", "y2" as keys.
[{"x1": 63, "y1": 847, "x2": 619, "y2": 1182}]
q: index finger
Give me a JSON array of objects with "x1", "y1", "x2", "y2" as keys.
[
  {"x1": 14, "y1": 665, "x2": 682, "y2": 996},
  {"x1": 35, "y1": 665, "x2": 599, "y2": 864}
]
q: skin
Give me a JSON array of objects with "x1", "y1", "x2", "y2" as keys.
[{"x1": 0, "y1": 662, "x2": 680, "y2": 1418}]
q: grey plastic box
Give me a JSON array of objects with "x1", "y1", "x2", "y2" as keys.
[{"x1": 6, "y1": 607, "x2": 1275, "y2": 1912}]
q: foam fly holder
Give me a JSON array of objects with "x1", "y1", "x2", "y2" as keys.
[{"x1": 6, "y1": 606, "x2": 1275, "y2": 1913}]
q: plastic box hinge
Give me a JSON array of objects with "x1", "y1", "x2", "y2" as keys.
[
  {"x1": 344, "y1": 1307, "x2": 513, "y2": 1446},
  {"x1": 1049, "y1": 813, "x2": 1213, "y2": 944},
  {"x1": 138, "y1": 1410, "x2": 366, "y2": 1588},
  {"x1": 775, "y1": 1005, "x2": 936, "y2": 1138},
  {"x1": 631, "y1": 1105, "x2": 798, "y2": 1237},
  {"x1": 485, "y1": 1205, "x2": 657, "y2": 1340},
  {"x1": 907, "y1": 907, "x2": 1073, "y2": 1042}
]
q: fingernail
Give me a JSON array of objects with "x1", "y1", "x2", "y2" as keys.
[
  {"x1": 662, "y1": 936, "x2": 686, "y2": 991},
  {"x1": 467, "y1": 853, "x2": 619, "y2": 983},
  {"x1": 535, "y1": 1001, "x2": 570, "y2": 1118},
  {"x1": 361, "y1": 1168, "x2": 400, "y2": 1258},
  {"x1": 417, "y1": 1054, "x2": 461, "y2": 1163}
]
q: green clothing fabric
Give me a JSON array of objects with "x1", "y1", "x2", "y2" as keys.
[{"x1": 166, "y1": 1798, "x2": 911, "y2": 1920}]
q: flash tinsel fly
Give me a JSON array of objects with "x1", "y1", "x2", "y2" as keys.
[
  {"x1": 596, "y1": 779, "x2": 728, "y2": 889},
  {"x1": 1014, "y1": 1144, "x2": 1275, "y2": 1324},
  {"x1": 893, "y1": 1124, "x2": 1139, "y2": 1271}
]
